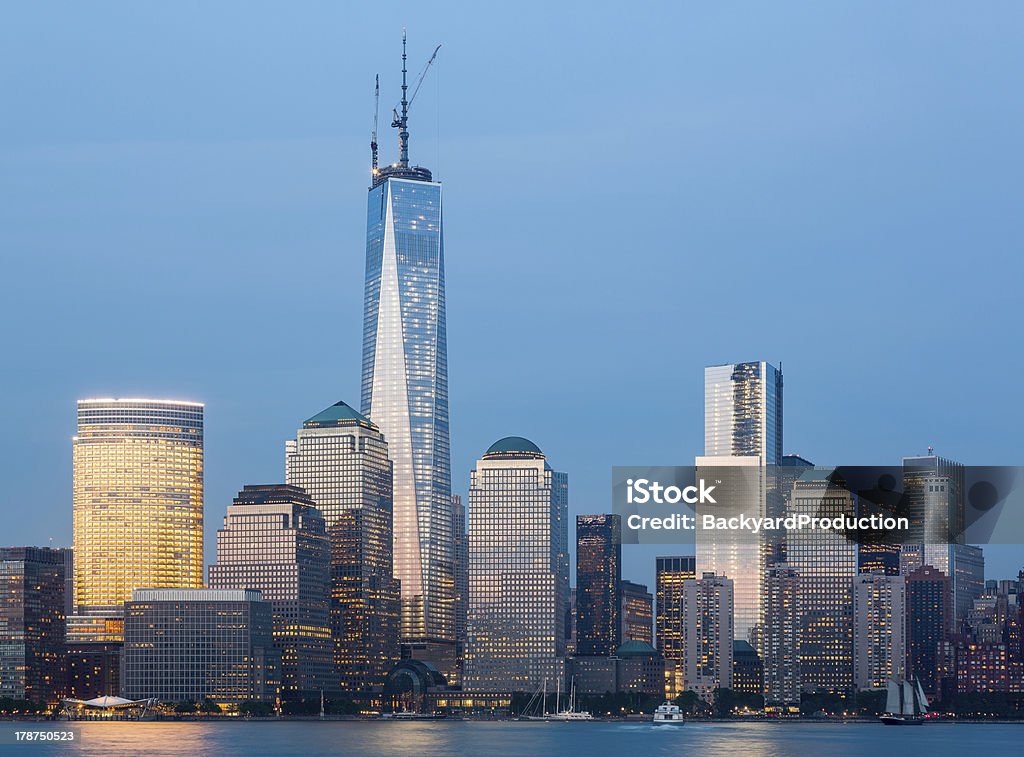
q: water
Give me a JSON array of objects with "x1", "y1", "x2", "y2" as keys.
[{"x1": 0, "y1": 720, "x2": 1020, "y2": 757}]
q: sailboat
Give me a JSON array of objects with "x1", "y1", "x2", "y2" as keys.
[
  {"x1": 879, "y1": 678, "x2": 928, "y2": 725},
  {"x1": 547, "y1": 677, "x2": 594, "y2": 721}
]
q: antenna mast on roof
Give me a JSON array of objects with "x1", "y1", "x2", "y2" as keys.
[{"x1": 371, "y1": 74, "x2": 380, "y2": 178}]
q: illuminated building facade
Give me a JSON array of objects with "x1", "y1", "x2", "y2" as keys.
[
  {"x1": 787, "y1": 470, "x2": 857, "y2": 694},
  {"x1": 70, "y1": 399, "x2": 204, "y2": 642},
  {"x1": 697, "y1": 361, "x2": 783, "y2": 646},
  {"x1": 575, "y1": 514, "x2": 621, "y2": 655},
  {"x1": 620, "y1": 580, "x2": 654, "y2": 646},
  {"x1": 905, "y1": 565, "x2": 952, "y2": 695},
  {"x1": 123, "y1": 589, "x2": 279, "y2": 706},
  {"x1": 682, "y1": 572, "x2": 734, "y2": 700},
  {"x1": 285, "y1": 400, "x2": 400, "y2": 691},
  {"x1": 464, "y1": 437, "x2": 569, "y2": 693},
  {"x1": 0, "y1": 547, "x2": 67, "y2": 705},
  {"x1": 209, "y1": 484, "x2": 334, "y2": 699},
  {"x1": 763, "y1": 563, "x2": 800, "y2": 704},
  {"x1": 852, "y1": 572, "x2": 906, "y2": 690},
  {"x1": 655, "y1": 556, "x2": 696, "y2": 670}
]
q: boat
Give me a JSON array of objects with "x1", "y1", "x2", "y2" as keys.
[
  {"x1": 546, "y1": 677, "x2": 594, "y2": 721},
  {"x1": 652, "y1": 701, "x2": 685, "y2": 725},
  {"x1": 516, "y1": 678, "x2": 551, "y2": 721},
  {"x1": 879, "y1": 678, "x2": 928, "y2": 725}
]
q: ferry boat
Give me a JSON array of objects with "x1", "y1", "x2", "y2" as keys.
[
  {"x1": 879, "y1": 678, "x2": 928, "y2": 725},
  {"x1": 652, "y1": 701, "x2": 685, "y2": 725}
]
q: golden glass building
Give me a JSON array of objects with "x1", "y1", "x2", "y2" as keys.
[{"x1": 71, "y1": 398, "x2": 204, "y2": 639}]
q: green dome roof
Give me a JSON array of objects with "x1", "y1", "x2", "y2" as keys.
[
  {"x1": 484, "y1": 436, "x2": 543, "y2": 458},
  {"x1": 616, "y1": 640, "x2": 659, "y2": 658},
  {"x1": 303, "y1": 400, "x2": 375, "y2": 430}
]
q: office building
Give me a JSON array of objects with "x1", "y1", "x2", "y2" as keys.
[
  {"x1": 787, "y1": 470, "x2": 857, "y2": 694},
  {"x1": 360, "y1": 37, "x2": 455, "y2": 654},
  {"x1": 71, "y1": 399, "x2": 204, "y2": 641},
  {"x1": 285, "y1": 401, "x2": 401, "y2": 691},
  {"x1": 576, "y1": 514, "x2": 621, "y2": 656},
  {"x1": 0, "y1": 547, "x2": 67, "y2": 705},
  {"x1": 763, "y1": 564, "x2": 799, "y2": 704},
  {"x1": 620, "y1": 580, "x2": 654, "y2": 646},
  {"x1": 655, "y1": 556, "x2": 696, "y2": 671},
  {"x1": 123, "y1": 589, "x2": 279, "y2": 706},
  {"x1": 697, "y1": 361, "x2": 783, "y2": 646},
  {"x1": 208, "y1": 484, "x2": 333, "y2": 699},
  {"x1": 732, "y1": 640, "x2": 764, "y2": 696},
  {"x1": 464, "y1": 438, "x2": 569, "y2": 693},
  {"x1": 905, "y1": 565, "x2": 952, "y2": 695}
]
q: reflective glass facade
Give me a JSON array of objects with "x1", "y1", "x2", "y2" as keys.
[
  {"x1": 72, "y1": 399, "x2": 204, "y2": 634},
  {"x1": 575, "y1": 514, "x2": 621, "y2": 655},
  {"x1": 361, "y1": 176, "x2": 454, "y2": 645}
]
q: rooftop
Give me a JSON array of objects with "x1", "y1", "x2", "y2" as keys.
[
  {"x1": 484, "y1": 436, "x2": 544, "y2": 459},
  {"x1": 303, "y1": 400, "x2": 376, "y2": 430}
]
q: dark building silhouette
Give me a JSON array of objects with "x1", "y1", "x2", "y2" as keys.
[
  {"x1": 906, "y1": 565, "x2": 952, "y2": 695},
  {"x1": 576, "y1": 515, "x2": 621, "y2": 656}
]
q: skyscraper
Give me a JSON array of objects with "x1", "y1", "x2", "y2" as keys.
[
  {"x1": 655, "y1": 556, "x2": 696, "y2": 670},
  {"x1": 71, "y1": 398, "x2": 204, "y2": 642},
  {"x1": 787, "y1": 470, "x2": 857, "y2": 695},
  {"x1": 464, "y1": 438, "x2": 569, "y2": 693},
  {"x1": 575, "y1": 514, "x2": 621, "y2": 656},
  {"x1": 361, "y1": 37, "x2": 454, "y2": 655},
  {"x1": 209, "y1": 484, "x2": 334, "y2": 700},
  {"x1": 853, "y1": 572, "x2": 906, "y2": 690},
  {"x1": 763, "y1": 563, "x2": 799, "y2": 704},
  {"x1": 697, "y1": 361, "x2": 783, "y2": 646},
  {"x1": 620, "y1": 580, "x2": 654, "y2": 646},
  {"x1": 0, "y1": 547, "x2": 67, "y2": 705},
  {"x1": 285, "y1": 401, "x2": 401, "y2": 691},
  {"x1": 905, "y1": 565, "x2": 952, "y2": 695},
  {"x1": 682, "y1": 572, "x2": 734, "y2": 700}
]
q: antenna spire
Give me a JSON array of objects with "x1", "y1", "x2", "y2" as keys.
[
  {"x1": 371, "y1": 74, "x2": 380, "y2": 177},
  {"x1": 399, "y1": 29, "x2": 409, "y2": 167}
]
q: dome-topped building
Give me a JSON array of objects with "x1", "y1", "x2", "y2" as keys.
[{"x1": 483, "y1": 436, "x2": 544, "y2": 459}]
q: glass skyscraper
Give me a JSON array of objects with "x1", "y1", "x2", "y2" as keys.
[
  {"x1": 576, "y1": 514, "x2": 621, "y2": 656},
  {"x1": 71, "y1": 398, "x2": 204, "y2": 642},
  {"x1": 697, "y1": 361, "x2": 783, "y2": 646},
  {"x1": 361, "y1": 129, "x2": 454, "y2": 649}
]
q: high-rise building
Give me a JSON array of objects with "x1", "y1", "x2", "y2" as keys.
[
  {"x1": 763, "y1": 563, "x2": 799, "y2": 704},
  {"x1": 0, "y1": 547, "x2": 67, "y2": 705},
  {"x1": 453, "y1": 495, "x2": 469, "y2": 647},
  {"x1": 208, "y1": 484, "x2": 334, "y2": 700},
  {"x1": 732, "y1": 640, "x2": 764, "y2": 696},
  {"x1": 71, "y1": 398, "x2": 203, "y2": 641},
  {"x1": 620, "y1": 580, "x2": 654, "y2": 646},
  {"x1": 682, "y1": 572, "x2": 734, "y2": 700},
  {"x1": 464, "y1": 437, "x2": 569, "y2": 693},
  {"x1": 123, "y1": 589, "x2": 279, "y2": 707},
  {"x1": 360, "y1": 37, "x2": 454, "y2": 654},
  {"x1": 697, "y1": 361, "x2": 783, "y2": 646},
  {"x1": 575, "y1": 514, "x2": 621, "y2": 656},
  {"x1": 787, "y1": 470, "x2": 857, "y2": 695},
  {"x1": 905, "y1": 565, "x2": 952, "y2": 695},
  {"x1": 655, "y1": 556, "x2": 696, "y2": 671},
  {"x1": 285, "y1": 401, "x2": 401, "y2": 691},
  {"x1": 853, "y1": 573, "x2": 906, "y2": 690}
]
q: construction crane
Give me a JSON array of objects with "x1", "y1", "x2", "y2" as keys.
[
  {"x1": 391, "y1": 31, "x2": 441, "y2": 168},
  {"x1": 370, "y1": 74, "x2": 380, "y2": 176}
]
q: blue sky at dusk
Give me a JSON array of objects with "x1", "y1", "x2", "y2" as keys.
[{"x1": 2, "y1": 2, "x2": 1022, "y2": 587}]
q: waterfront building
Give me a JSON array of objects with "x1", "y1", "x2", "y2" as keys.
[
  {"x1": 463, "y1": 438, "x2": 569, "y2": 693},
  {"x1": 70, "y1": 399, "x2": 203, "y2": 642},
  {"x1": 682, "y1": 572, "x2": 734, "y2": 700},
  {"x1": 905, "y1": 565, "x2": 952, "y2": 695},
  {"x1": 852, "y1": 572, "x2": 906, "y2": 690},
  {"x1": 208, "y1": 484, "x2": 333, "y2": 699},
  {"x1": 620, "y1": 580, "x2": 654, "y2": 646},
  {"x1": 763, "y1": 563, "x2": 799, "y2": 704},
  {"x1": 123, "y1": 589, "x2": 278, "y2": 707},
  {"x1": 655, "y1": 556, "x2": 696, "y2": 675},
  {"x1": 285, "y1": 401, "x2": 401, "y2": 691},
  {"x1": 0, "y1": 547, "x2": 67, "y2": 705}
]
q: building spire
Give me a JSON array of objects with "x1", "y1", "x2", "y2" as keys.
[{"x1": 399, "y1": 29, "x2": 409, "y2": 167}]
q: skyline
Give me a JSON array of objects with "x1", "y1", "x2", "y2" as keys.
[{"x1": 3, "y1": 3, "x2": 1024, "y2": 591}]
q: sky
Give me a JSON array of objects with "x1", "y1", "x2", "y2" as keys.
[{"x1": 1, "y1": 2, "x2": 1023, "y2": 590}]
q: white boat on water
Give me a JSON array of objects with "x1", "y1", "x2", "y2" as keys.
[
  {"x1": 879, "y1": 678, "x2": 928, "y2": 725},
  {"x1": 652, "y1": 701, "x2": 685, "y2": 725},
  {"x1": 546, "y1": 677, "x2": 594, "y2": 721}
]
